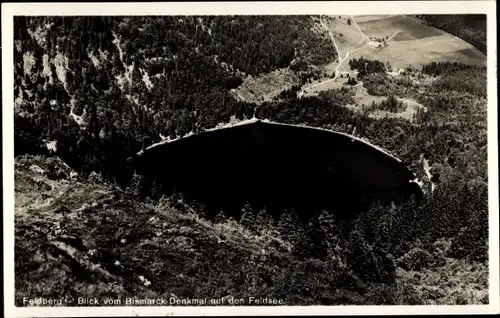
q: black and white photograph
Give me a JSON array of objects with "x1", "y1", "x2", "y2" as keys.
[{"x1": 2, "y1": 1, "x2": 499, "y2": 316}]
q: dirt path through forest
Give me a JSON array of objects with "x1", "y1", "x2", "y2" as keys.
[{"x1": 299, "y1": 16, "x2": 369, "y2": 97}]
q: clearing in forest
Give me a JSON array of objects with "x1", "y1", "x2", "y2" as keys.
[
  {"x1": 301, "y1": 71, "x2": 359, "y2": 97},
  {"x1": 368, "y1": 97, "x2": 426, "y2": 122},
  {"x1": 343, "y1": 84, "x2": 426, "y2": 123},
  {"x1": 230, "y1": 68, "x2": 301, "y2": 105}
]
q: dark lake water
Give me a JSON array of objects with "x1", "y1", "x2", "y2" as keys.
[{"x1": 133, "y1": 120, "x2": 422, "y2": 220}]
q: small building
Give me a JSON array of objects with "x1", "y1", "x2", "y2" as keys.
[{"x1": 367, "y1": 41, "x2": 383, "y2": 49}]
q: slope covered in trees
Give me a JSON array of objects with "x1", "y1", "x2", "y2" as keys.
[{"x1": 14, "y1": 16, "x2": 336, "y2": 184}]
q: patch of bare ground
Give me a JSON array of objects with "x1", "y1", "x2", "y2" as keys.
[
  {"x1": 230, "y1": 68, "x2": 301, "y2": 105},
  {"x1": 301, "y1": 72, "x2": 354, "y2": 97}
]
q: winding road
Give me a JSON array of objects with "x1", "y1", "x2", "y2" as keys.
[
  {"x1": 299, "y1": 16, "x2": 368, "y2": 97},
  {"x1": 298, "y1": 16, "x2": 400, "y2": 97},
  {"x1": 350, "y1": 15, "x2": 371, "y2": 44}
]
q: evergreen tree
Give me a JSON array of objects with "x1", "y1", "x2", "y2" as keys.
[
  {"x1": 240, "y1": 202, "x2": 255, "y2": 231},
  {"x1": 296, "y1": 213, "x2": 328, "y2": 260},
  {"x1": 277, "y1": 208, "x2": 301, "y2": 244},
  {"x1": 132, "y1": 58, "x2": 143, "y2": 85},
  {"x1": 127, "y1": 172, "x2": 143, "y2": 197},
  {"x1": 214, "y1": 211, "x2": 227, "y2": 224},
  {"x1": 385, "y1": 61, "x2": 392, "y2": 72},
  {"x1": 317, "y1": 210, "x2": 340, "y2": 254},
  {"x1": 150, "y1": 179, "x2": 162, "y2": 199},
  {"x1": 254, "y1": 208, "x2": 272, "y2": 234}
]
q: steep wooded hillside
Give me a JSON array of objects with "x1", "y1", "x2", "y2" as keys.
[
  {"x1": 15, "y1": 154, "x2": 488, "y2": 305},
  {"x1": 14, "y1": 16, "x2": 336, "y2": 183}
]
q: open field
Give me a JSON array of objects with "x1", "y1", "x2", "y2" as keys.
[
  {"x1": 322, "y1": 16, "x2": 367, "y2": 58},
  {"x1": 344, "y1": 15, "x2": 487, "y2": 70},
  {"x1": 298, "y1": 14, "x2": 484, "y2": 98},
  {"x1": 353, "y1": 15, "x2": 395, "y2": 23},
  {"x1": 356, "y1": 15, "x2": 445, "y2": 41},
  {"x1": 349, "y1": 35, "x2": 486, "y2": 70}
]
